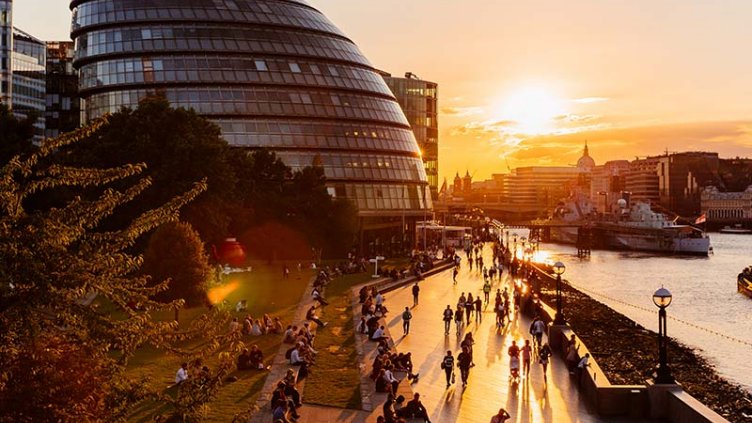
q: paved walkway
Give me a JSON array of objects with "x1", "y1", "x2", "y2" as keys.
[{"x1": 381, "y1": 245, "x2": 602, "y2": 423}]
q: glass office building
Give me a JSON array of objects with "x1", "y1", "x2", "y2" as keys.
[
  {"x1": 45, "y1": 41, "x2": 80, "y2": 138},
  {"x1": 70, "y1": 0, "x2": 431, "y2": 251},
  {"x1": 0, "y1": 0, "x2": 11, "y2": 106},
  {"x1": 11, "y1": 28, "x2": 46, "y2": 141},
  {"x1": 382, "y1": 73, "x2": 439, "y2": 200}
]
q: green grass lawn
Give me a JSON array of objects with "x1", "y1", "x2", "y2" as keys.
[
  {"x1": 126, "y1": 262, "x2": 312, "y2": 422},
  {"x1": 302, "y1": 272, "x2": 371, "y2": 409}
]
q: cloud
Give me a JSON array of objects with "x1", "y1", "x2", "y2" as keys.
[
  {"x1": 554, "y1": 114, "x2": 601, "y2": 123},
  {"x1": 572, "y1": 97, "x2": 609, "y2": 104},
  {"x1": 441, "y1": 106, "x2": 483, "y2": 116}
]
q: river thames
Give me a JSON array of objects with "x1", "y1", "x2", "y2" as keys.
[{"x1": 526, "y1": 231, "x2": 752, "y2": 392}]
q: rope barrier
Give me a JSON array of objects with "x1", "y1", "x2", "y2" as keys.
[{"x1": 563, "y1": 279, "x2": 752, "y2": 348}]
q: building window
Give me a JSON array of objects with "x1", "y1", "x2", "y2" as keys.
[
  {"x1": 254, "y1": 60, "x2": 267, "y2": 71},
  {"x1": 289, "y1": 62, "x2": 301, "y2": 73}
]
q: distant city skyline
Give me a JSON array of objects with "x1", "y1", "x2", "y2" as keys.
[{"x1": 16, "y1": 0, "x2": 752, "y2": 181}]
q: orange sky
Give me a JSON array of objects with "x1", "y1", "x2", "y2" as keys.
[{"x1": 18, "y1": 1, "x2": 752, "y2": 182}]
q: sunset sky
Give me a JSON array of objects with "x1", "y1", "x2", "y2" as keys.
[{"x1": 18, "y1": 0, "x2": 752, "y2": 182}]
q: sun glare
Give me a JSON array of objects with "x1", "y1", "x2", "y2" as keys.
[{"x1": 496, "y1": 87, "x2": 565, "y2": 134}]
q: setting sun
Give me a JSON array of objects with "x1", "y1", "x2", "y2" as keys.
[{"x1": 496, "y1": 87, "x2": 565, "y2": 134}]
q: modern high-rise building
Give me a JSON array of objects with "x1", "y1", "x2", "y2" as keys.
[
  {"x1": 0, "y1": 0, "x2": 12, "y2": 106},
  {"x1": 45, "y1": 41, "x2": 79, "y2": 138},
  {"x1": 382, "y1": 72, "x2": 439, "y2": 199},
  {"x1": 69, "y1": 0, "x2": 431, "y2": 253},
  {"x1": 10, "y1": 28, "x2": 46, "y2": 141},
  {"x1": 0, "y1": 1, "x2": 47, "y2": 142},
  {"x1": 657, "y1": 151, "x2": 720, "y2": 217}
]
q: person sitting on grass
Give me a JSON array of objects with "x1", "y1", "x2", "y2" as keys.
[
  {"x1": 271, "y1": 317, "x2": 284, "y2": 334},
  {"x1": 251, "y1": 319, "x2": 263, "y2": 336},
  {"x1": 249, "y1": 344, "x2": 264, "y2": 369},
  {"x1": 306, "y1": 305, "x2": 328, "y2": 328},
  {"x1": 237, "y1": 348, "x2": 252, "y2": 370},
  {"x1": 283, "y1": 325, "x2": 296, "y2": 344},
  {"x1": 175, "y1": 362, "x2": 188, "y2": 385},
  {"x1": 262, "y1": 313, "x2": 274, "y2": 332},
  {"x1": 229, "y1": 317, "x2": 241, "y2": 333}
]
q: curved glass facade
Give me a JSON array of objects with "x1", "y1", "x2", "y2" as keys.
[{"x1": 70, "y1": 0, "x2": 431, "y2": 217}]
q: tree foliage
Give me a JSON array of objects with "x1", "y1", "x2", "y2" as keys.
[
  {"x1": 0, "y1": 117, "x2": 220, "y2": 420},
  {"x1": 143, "y1": 222, "x2": 211, "y2": 307},
  {"x1": 64, "y1": 98, "x2": 358, "y2": 259},
  {"x1": 0, "y1": 104, "x2": 37, "y2": 166}
]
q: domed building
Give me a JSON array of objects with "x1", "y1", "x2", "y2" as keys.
[
  {"x1": 70, "y1": 0, "x2": 431, "y2": 252},
  {"x1": 576, "y1": 142, "x2": 596, "y2": 171}
]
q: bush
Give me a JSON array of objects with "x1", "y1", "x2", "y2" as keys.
[{"x1": 143, "y1": 222, "x2": 212, "y2": 307}]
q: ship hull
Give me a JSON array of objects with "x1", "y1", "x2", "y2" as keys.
[{"x1": 549, "y1": 226, "x2": 710, "y2": 255}]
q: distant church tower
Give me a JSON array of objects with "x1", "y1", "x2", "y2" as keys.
[
  {"x1": 453, "y1": 172, "x2": 462, "y2": 194},
  {"x1": 463, "y1": 170, "x2": 472, "y2": 194}
]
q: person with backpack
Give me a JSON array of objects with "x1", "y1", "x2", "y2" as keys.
[
  {"x1": 440, "y1": 350, "x2": 455, "y2": 388},
  {"x1": 402, "y1": 307, "x2": 412, "y2": 335},
  {"x1": 442, "y1": 305, "x2": 453, "y2": 335}
]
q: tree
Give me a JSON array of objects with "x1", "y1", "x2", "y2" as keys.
[
  {"x1": 0, "y1": 105, "x2": 37, "y2": 165},
  {"x1": 63, "y1": 97, "x2": 237, "y2": 247},
  {"x1": 143, "y1": 221, "x2": 211, "y2": 308},
  {"x1": 0, "y1": 117, "x2": 221, "y2": 420}
]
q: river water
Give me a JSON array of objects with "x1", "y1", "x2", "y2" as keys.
[{"x1": 512, "y1": 231, "x2": 752, "y2": 392}]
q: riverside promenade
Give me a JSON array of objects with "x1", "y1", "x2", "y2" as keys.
[
  {"x1": 377, "y1": 245, "x2": 607, "y2": 423},
  {"x1": 251, "y1": 246, "x2": 650, "y2": 422}
]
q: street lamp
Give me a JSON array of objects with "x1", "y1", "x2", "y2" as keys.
[
  {"x1": 652, "y1": 287, "x2": 675, "y2": 384},
  {"x1": 553, "y1": 261, "x2": 566, "y2": 325}
]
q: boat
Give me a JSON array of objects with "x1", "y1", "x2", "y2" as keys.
[
  {"x1": 720, "y1": 225, "x2": 752, "y2": 235},
  {"x1": 738, "y1": 268, "x2": 752, "y2": 298},
  {"x1": 547, "y1": 195, "x2": 711, "y2": 255}
]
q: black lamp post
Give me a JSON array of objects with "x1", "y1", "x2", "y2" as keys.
[
  {"x1": 553, "y1": 261, "x2": 566, "y2": 325},
  {"x1": 653, "y1": 287, "x2": 675, "y2": 384}
]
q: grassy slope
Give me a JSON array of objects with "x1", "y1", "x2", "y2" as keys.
[
  {"x1": 301, "y1": 272, "x2": 371, "y2": 409},
  {"x1": 126, "y1": 262, "x2": 311, "y2": 422}
]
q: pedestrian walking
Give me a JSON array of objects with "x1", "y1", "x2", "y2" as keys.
[
  {"x1": 495, "y1": 301, "x2": 506, "y2": 329},
  {"x1": 453, "y1": 266, "x2": 459, "y2": 284},
  {"x1": 457, "y1": 346, "x2": 472, "y2": 387},
  {"x1": 521, "y1": 339, "x2": 532, "y2": 376},
  {"x1": 464, "y1": 293, "x2": 474, "y2": 324},
  {"x1": 402, "y1": 307, "x2": 412, "y2": 335},
  {"x1": 474, "y1": 295, "x2": 483, "y2": 323},
  {"x1": 483, "y1": 280, "x2": 491, "y2": 303},
  {"x1": 530, "y1": 316, "x2": 546, "y2": 350},
  {"x1": 443, "y1": 305, "x2": 453, "y2": 335},
  {"x1": 441, "y1": 350, "x2": 455, "y2": 388},
  {"x1": 539, "y1": 342, "x2": 552, "y2": 382},
  {"x1": 454, "y1": 306, "x2": 464, "y2": 335},
  {"x1": 412, "y1": 282, "x2": 420, "y2": 305}
]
